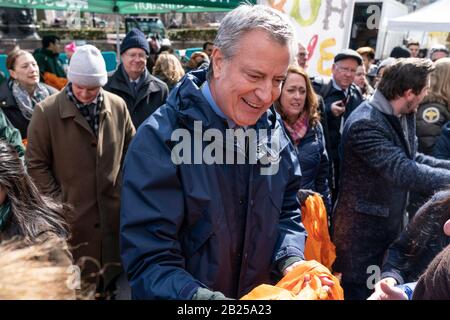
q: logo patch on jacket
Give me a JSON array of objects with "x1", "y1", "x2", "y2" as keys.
[{"x1": 423, "y1": 107, "x2": 440, "y2": 123}]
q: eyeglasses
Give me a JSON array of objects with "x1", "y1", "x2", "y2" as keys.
[
  {"x1": 336, "y1": 65, "x2": 357, "y2": 74},
  {"x1": 124, "y1": 52, "x2": 148, "y2": 60},
  {"x1": 298, "y1": 52, "x2": 307, "y2": 57}
]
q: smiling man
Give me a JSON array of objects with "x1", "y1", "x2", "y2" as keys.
[
  {"x1": 105, "y1": 28, "x2": 168, "y2": 129},
  {"x1": 119, "y1": 5, "x2": 318, "y2": 300},
  {"x1": 26, "y1": 45, "x2": 135, "y2": 298}
]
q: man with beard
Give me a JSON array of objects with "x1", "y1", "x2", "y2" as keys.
[{"x1": 332, "y1": 58, "x2": 450, "y2": 300}]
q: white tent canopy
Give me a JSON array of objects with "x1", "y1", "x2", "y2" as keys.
[{"x1": 387, "y1": 0, "x2": 450, "y2": 32}]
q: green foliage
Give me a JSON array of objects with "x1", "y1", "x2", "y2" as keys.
[
  {"x1": 38, "y1": 28, "x2": 107, "y2": 40},
  {"x1": 38, "y1": 27, "x2": 217, "y2": 42},
  {"x1": 167, "y1": 28, "x2": 217, "y2": 42}
]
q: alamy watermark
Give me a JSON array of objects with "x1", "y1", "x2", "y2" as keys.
[
  {"x1": 366, "y1": 5, "x2": 381, "y2": 30},
  {"x1": 366, "y1": 265, "x2": 382, "y2": 290},
  {"x1": 170, "y1": 121, "x2": 288, "y2": 176}
]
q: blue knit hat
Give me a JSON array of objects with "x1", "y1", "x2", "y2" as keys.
[{"x1": 120, "y1": 28, "x2": 149, "y2": 55}]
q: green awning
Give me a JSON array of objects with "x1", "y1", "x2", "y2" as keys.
[{"x1": 0, "y1": 0, "x2": 255, "y2": 14}]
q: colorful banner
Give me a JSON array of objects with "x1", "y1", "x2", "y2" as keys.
[{"x1": 263, "y1": 0, "x2": 355, "y2": 77}]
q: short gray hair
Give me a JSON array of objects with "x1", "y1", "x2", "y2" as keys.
[{"x1": 207, "y1": 4, "x2": 297, "y2": 80}]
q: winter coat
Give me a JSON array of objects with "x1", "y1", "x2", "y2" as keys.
[
  {"x1": 25, "y1": 89, "x2": 135, "y2": 289},
  {"x1": 433, "y1": 121, "x2": 450, "y2": 160},
  {"x1": 0, "y1": 79, "x2": 57, "y2": 139},
  {"x1": 120, "y1": 69, "x2": 307, "y2": 300},
  {"x1": 104, "y1": 64, "x2": 168, "y2": 129},
  {"x1": 33, "y1": 48, "x2": 66, "y2": 80},
  {"x1": 381, "y1": 190, "x2": 450, "y2": 285},
  {"x1": 332, "y1": 90, "x2": 450, "y2": 285},
  {"x1": 416, "y1": 100, "x2": 450, "y2": 155},
  {"x1": 287, "y1": 123, "x2": 331, "y2": 214},
  {"x1": 0, "y1": 108, "x2": 24, "y2": 158},
  {"x1": 312, "y1": 78, "x2": 363, "y2": 165}
]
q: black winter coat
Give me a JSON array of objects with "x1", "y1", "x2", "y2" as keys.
[
  {"x1": 288, "y1": 123, "x2": 331, "y2": 214},
  {"x1": 104, "y1": 65, "x2": 168, "y2": 129},
  {"x1": 0, "y1": 80, "x2": 57, "y2": 139}
]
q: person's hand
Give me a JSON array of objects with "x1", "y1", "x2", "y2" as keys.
[
  {"x1": 283, "y1": 261, "x2": 334, "y2": 292},
  {"x1": 297, "y1": 189, "x2": 317, "y2": 206},
  {"x1": 444, "y1": 219, "x2": 450, "y2": 236},
  {"x1": 367, "y1": 278, "x2": 407, "y2": 300},
  {"x1": 330, "y1": 100, "x2": 346, "y2": 117}
]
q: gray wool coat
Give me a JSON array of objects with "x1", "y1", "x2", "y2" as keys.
[{"x1": 332, "y1": 90, "x2": 450, "y2": 285}]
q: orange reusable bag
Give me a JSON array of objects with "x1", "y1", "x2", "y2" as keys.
[
  {"x1": 240, "y1": 285, "x2": 296, "y2": 300},
  {"x1": 43, "y1": 72, "x2": 67, "y2": 91},
  {"x1": 241, "y1": 260, "x2": 344, "y2": 300},
  {"x1": 301, "y1": 194, "x2": 336, "y2": 271},
  {"x1": 276, "y1": 260, "x2": 343, "y2": 300}
]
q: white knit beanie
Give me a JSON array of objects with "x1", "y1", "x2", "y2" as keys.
[{"x1": 67, "y1": 45, "x2": 107, "y2": 87}]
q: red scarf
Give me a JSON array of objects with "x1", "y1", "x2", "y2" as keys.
[{"x1": 284, "y1": 113, "x2": 309, "y2": 145}]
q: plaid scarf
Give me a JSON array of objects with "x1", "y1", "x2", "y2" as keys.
[
  {"x1": 66, "y1": 83, "x2": 103, "y2": 137},
  {"x1": 284, "y1": 113, "x2": 309, "y2": 146},
  {"x1": 11, "y1": 80, "x2": 50, "y2": 120}
]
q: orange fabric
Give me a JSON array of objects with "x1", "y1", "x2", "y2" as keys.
[
  {"x1": 240, "y1": 285, "x2": 296, "y2": 300},
  {"x1": 301, "y1": 194, "x2": 336, "y2": 271},
  {"x1": 43, "y1": 72, "x2": 67, "y2": 90},
  {"x1": 241, "y1": 260, "x2": 344, "y2": 300}
]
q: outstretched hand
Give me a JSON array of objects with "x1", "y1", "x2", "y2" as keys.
[{"x1": 368, "y1": 280, "x2": 408, "y2": 300}]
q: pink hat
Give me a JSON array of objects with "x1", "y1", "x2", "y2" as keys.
[{"x1": 65, "y1": 42, "x2": 77, "y2": 53}]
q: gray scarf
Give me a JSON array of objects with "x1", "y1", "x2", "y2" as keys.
[{"x1": 12, "y1": 80, "x2": 50, "y2": 120}]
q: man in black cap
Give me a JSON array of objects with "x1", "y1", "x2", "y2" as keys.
[
  {"x1": 312, "y1": 49, "x2": 364, "y2": 205},
  {"x1": 105, "y1": 28, "x2": 168, "y2": 128}
]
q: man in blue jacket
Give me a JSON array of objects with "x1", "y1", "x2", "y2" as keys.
[{"x1": 120, "y1": 4, "x2": 330, "y2": 300}]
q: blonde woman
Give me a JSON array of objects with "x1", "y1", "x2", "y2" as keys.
[
  {"x1": 184, "y1": 51, "x2": 209, "y2": 73},
  {"x1": 152, "y1": 52, "x2": 185, "y2": 91}
]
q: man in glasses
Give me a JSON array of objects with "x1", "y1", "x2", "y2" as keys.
[
  {"x1": 312, "y1": 49, "x2": 364, "y2": 205},
  {"x1": 105, "y1": 28, "x2": 168, "y2": 129},
  {"x1": 296, "y1": 42, "x2": 308, "y2": 69}
]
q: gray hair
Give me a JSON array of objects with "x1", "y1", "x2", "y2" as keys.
[{"x1": 207, "y1": 4, "x2": 297, "y2": 80}]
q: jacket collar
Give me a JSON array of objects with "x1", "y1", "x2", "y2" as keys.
[
  {"x1": 368, "y1": 89, "x2": 395, "y2": 116},
  {"x1": 368, "y1": 90, "x2": 415, "y2": 158},
  {"x1": 59, "y1": 88, "x2": 111, "y2": 119},
  {"x1": 110, "y1": 64, "x2": 161, "y2": 95}
]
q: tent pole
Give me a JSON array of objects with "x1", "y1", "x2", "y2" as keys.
[
  {"x1": 113, "y1": 2, "x2": 120, "y2": 67},
  {"x1": 115, "y1": 13, "x2": 120, "y2": 66}
]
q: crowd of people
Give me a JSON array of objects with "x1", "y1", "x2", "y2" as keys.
[{"x1": 0, "y1": 4, "x2": 449, "y2": 300}]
